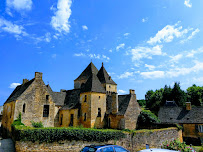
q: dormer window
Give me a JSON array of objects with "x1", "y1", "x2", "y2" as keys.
[{"x1": 109, "y1": 76, "x2": 111, "y2": 80}]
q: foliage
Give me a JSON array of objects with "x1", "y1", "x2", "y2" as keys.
[
  {"x1": 137, "y1": 99, "x2": 146, "y2": 107},
  {"x1": 175, "y1": 124, "x2": 183, "y2": 130},
  {"x1": 137, "y1": 109, "x2": 160, "y2": 129},
  {"x1": 161, "y1": 139, "x2": 192, "y2": 152},
  {"x1": 187, "y1": 84, "x2": 203, "y2": 106},
  {"x1": 11, "y1": 113, "x2": 25, "y2": 127},
  {"x1": 31, "y1": 121, "x2": 44, "y2": 128},
  {"x1": 12, "y1": 126, "x2": 125, "y2": 143}
]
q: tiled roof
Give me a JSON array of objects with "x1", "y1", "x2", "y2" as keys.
[
  {"x1": 74, "y1": 62, "x2": 98, "y2": 81},
  {"x1": 46, "y1": 85, "x2": 66, "y2": 106},
  {"x1": 97, "y1": 63, "x2": 117, "y2": 85},
  {"x1": 158, "y1": 106, "x2": 203, "y2": 124},
  {"x1": 5, "y1": 79, "x2": 34, "y2": 104},
  {"x1": 61, "y1": 89, "x2": 81, "y2": 110},
  {"x1": 81, "y1": 73, "x2": 106, "y2": 93},
  {"x1": 118, "y1": 95, "x2": 132, "y2": 115}
]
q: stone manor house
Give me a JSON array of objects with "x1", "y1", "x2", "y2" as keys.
[{"x1": 2, "y1": 62, "x2": 141, "y2": 133}]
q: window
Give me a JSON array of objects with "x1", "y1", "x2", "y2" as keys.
[
  {"x1": 99, "y1": 96, "x2": 100, "y2": 99},
  {"x1": 84, "y1": 95, "x2": 87, "y2": 102},
  {"x1": 43, "y1": 105, "x2": 49, "y2": 117},
  {"x1": 114, "y1": 147, "x2": 128, "y2": 152},
  {"x1": 198, "y1": 125, "x2": 203, "y2": 133},
  {"x1": 46, "y1": 95, "x2": 49, "y2": 100},
  {"x1": 102, "y1": 147, "x2": 114, "y2": 152},
  {"x1": 84, "y1": 113, "x2": 87, "y2": 121},
  {"x1": 98, "y1": 108, "x2": 101, "y2": 117},
  {"x1": 109, "y1": 85, "x2": 111, "y2": 88},
  {"x1": 108, "y1": 118, "x2": 111, "y2": 128},
  {"x1": 60, "y1": 114, "x2": 63, "y2": 125},
  {"x1": 69, "y1": 114, "x2": 74, "y2": 126},
  {"x1": 23, "y1": 103, "x2": 26, "y2": 113}
]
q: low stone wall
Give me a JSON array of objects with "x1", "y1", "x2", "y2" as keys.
[{"x1": 15, "y1": 127, "x2": 182, "y2": 152}]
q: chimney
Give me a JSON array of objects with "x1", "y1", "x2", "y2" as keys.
[
  {"x1": 129, "y1": 89, "x2": 135, "y2": 95},
  {"x1": 111, "y1": 92, "x2": 118, "y2": 114},
  {"x1": 35, "y1": 72, "x2": 43, "y2": 80},
  {"x1": 22, "y1": 79, "x2": 29, "y2": 85},
  {"x1": 186, "y1": 102, "x2": 191, "y2": 110}
]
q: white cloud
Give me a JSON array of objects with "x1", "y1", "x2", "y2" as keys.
[
  {"x1": 6, "y1": 0, "x2": 32, "y2": 12},
  {"x1": 131, "y1": 45, "x2": 165, "y2": 61},
  {"x1": 140, "y1": 71, "x2": 165, "y2": 79},
  {"x1": 0, "y1": 18, "x2": 27, "y2": 36},
  {"x1": 118, "y1": 72, "x2": 134, "y2": 79},
  {"x1": 9, "y1": 83, "x2": 21, "y2": 88},
  {"x1": 145, "y1": 64, "x2": 155, "y2": 70},
  {"x1": 181, "y1": 28, "x2": 200, "y2": 43},
  {"x1": 109, "y1": 49, "x2": 112, "y2": 53},
  {"x1": 142, "y1": 18, "x2": 148, "y2": 23},
  {"x1": 124, "y1": 33, "x2": 130, "y2": 36},
  {"x1": 170, "y1": 54, "x2": 183, "y2": 63},
  {"x1": 45, "y1": 32, "x2": 51, "y2": 42},
  {"x1": 140, "y1": 61, "x2": 203, "y2": 79},
  {"x1": 82, "y1": 25, "x2": 88, "y2": 30},
  {"x1": 193, "y1": 77, "x2": 203, "y2": 85},
  {"x1": 74, "y1": 53, "x2": 85, "y2": 57},
  {"x1": 147, "y1": 22, "x2": 190, "y2": 45},
  {"x1": 184, "y1": 0, "x2": 192, "y2": 8},
  {"x1": 116, "y1": 43, "x2": 125, "y2": 51},
  {"x1": 51, "y1": 0, "x2": 72, "y2": 33},
  {"x1": 118, "y1": 89, "x2": 127, "y2": 94}
]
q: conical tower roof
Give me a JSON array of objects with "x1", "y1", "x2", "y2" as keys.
[
  {"x1": 97, "y1": 63, "x2": 117, "y2": 85},
  {"x1": 81, "y1": 73, "x2": 106, "y2": 93},
  {"x1": 74, "y1": 62, "x2": 98, "y2": 81}
]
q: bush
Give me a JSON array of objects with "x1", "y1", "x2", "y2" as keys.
[
  {"x1": 12, "y1": 126, "x2": 126, "y2": 143},
  {"x1": 137, "y1": 109, "x2": 160, "y2": 129},
  {"x1": 31, "y1": 121, "x2": 44, "y2": 128},
  {"x1": 11, "y1": 113, "x2": 25, "y2": 127},
  {"x1": 161, "y1": 139, "x2": 192, "y2": 152}
]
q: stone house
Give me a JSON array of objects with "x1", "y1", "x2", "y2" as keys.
[
  {"x1": 2, "y1": 62, "x2": 141, "y2": 135},
  {"x1": 158, "y1": 101, "x2": 203, "y2": 144}
]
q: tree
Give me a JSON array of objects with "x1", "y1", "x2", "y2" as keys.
[
  {"x1": 162, "y1": 85, "x2": 172, "y2": 106},
  {"x1": 187, "y1": 84, "x2": 203, "y2": 106},
  {"x1": 171, "y1": 82, "x2": 186, "y2": 106}
]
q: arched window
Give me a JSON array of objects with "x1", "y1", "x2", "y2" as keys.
[{"x1": 23, "y1": 103, "x2": 26, "y2": 113}]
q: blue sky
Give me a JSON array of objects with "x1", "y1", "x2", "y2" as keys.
[{"x1": 1, "y1": 0, "x2": 203, "y2": 106}]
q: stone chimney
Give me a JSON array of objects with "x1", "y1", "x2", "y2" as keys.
[
  {"x1": 129, "y1": 89, "x2": 135, "y2": 95},
  {"x1": 111, "y1": 92, "x2": 118, "y2": 114},
  {"x1": 35, "y1": 72, "x2": 43, "y2": 80},
  {"x1": 186, "y1": 102, "x2": 191, "y2": 110},
  {"x1": 22, "y1": 79, "x2": 29, "y2": 85}
]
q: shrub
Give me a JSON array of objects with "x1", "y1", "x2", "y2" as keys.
[
  {"x1": 12, "y1": 126, "x2": 126, "y2": 143},
  {"x1": 11, "y1": 113, "x2": 25, "y2": 127},
  {"x1": 31, "y1": 121, "x2": 44, "y2": 128},
  {"x1": 161, "y1": 139, "x2": 192, "y2": 152}
]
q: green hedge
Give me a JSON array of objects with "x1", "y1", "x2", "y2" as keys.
[{"x1": 12, "y1": 126, "x2": 126, "y2": 143}]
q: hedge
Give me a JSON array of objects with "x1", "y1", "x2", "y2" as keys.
[{"x1": 12, "y1": 126, "x2": 126, "y2": 143}]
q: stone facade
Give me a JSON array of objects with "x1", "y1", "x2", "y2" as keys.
[
  {"x1": 2, "y1": 62, "x2": 141, "y2": 136},
  {"x1": 15, "y1": 127, "x2": 182, "y2": 152}
]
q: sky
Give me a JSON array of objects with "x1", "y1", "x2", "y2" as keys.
[{"x1": 1, "y1": 0, "x2": 203, "y2": 106}]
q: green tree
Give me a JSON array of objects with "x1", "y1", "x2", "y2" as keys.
[
  {"x1": 162, "y1": 85, "x2": 172, "y2": 106},
  {"x1": 187, "y1": 84, "x2": 203, "y2": 106},
  {"x1": 172, "y1": 82, "x2": 186, "y2": 106}
]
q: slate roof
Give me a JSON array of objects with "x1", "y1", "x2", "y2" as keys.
[
  {"x1": 106, "y1": 94, "x2": 132, "y2": 115},
  {"x1": 46, "y1": 85, "x2": 66, "y2": 106},
  {"x1": 61, "y1": 89, "x2": 81, "y2": 110},
  {"x1": 97, "y1": 63, "x2": 117, "y2": 85},
  {"x1": 164, "y1": 101, "x2": 178, "y2": 107},
  {"x1": 158, "y1": 106, "x2": 203, "y2": 124},
  {"x1": 118, "y1": 95, "x2": 132, "y2": 115},
  {"x1": 81, "y1": 73, "x2": 106, "y2": 93},
  {"x1": 74, "y1": 62, "x2": 98, "y2": 81},
  {"x1": 5, "y1": 79, "x2": 34, "y2": 104}
]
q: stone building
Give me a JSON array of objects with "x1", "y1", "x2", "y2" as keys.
[
  {"x1": 2, "y1": 62, "x2": 141, "y2": 134},
  {"x1": 158, "y1": 101, "x2": 203, "y2": 144}
]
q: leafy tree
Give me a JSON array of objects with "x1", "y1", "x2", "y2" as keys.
[
  {"x1": 137, "y1": 99, "x2": 146, "y2": 107},
  {"x1": 187, "y1": 84, "x2": 203, "y2": 106},
  {"x1": 162, "y1": 85, "x2": 173, "y2": 105},
  {"x1": 172, "y1": 82, "x2": 186, "y2": 106}
]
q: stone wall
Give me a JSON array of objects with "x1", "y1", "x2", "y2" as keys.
[{"x1": 15, "y1": 127, "x2": 182, "y2": 152}]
